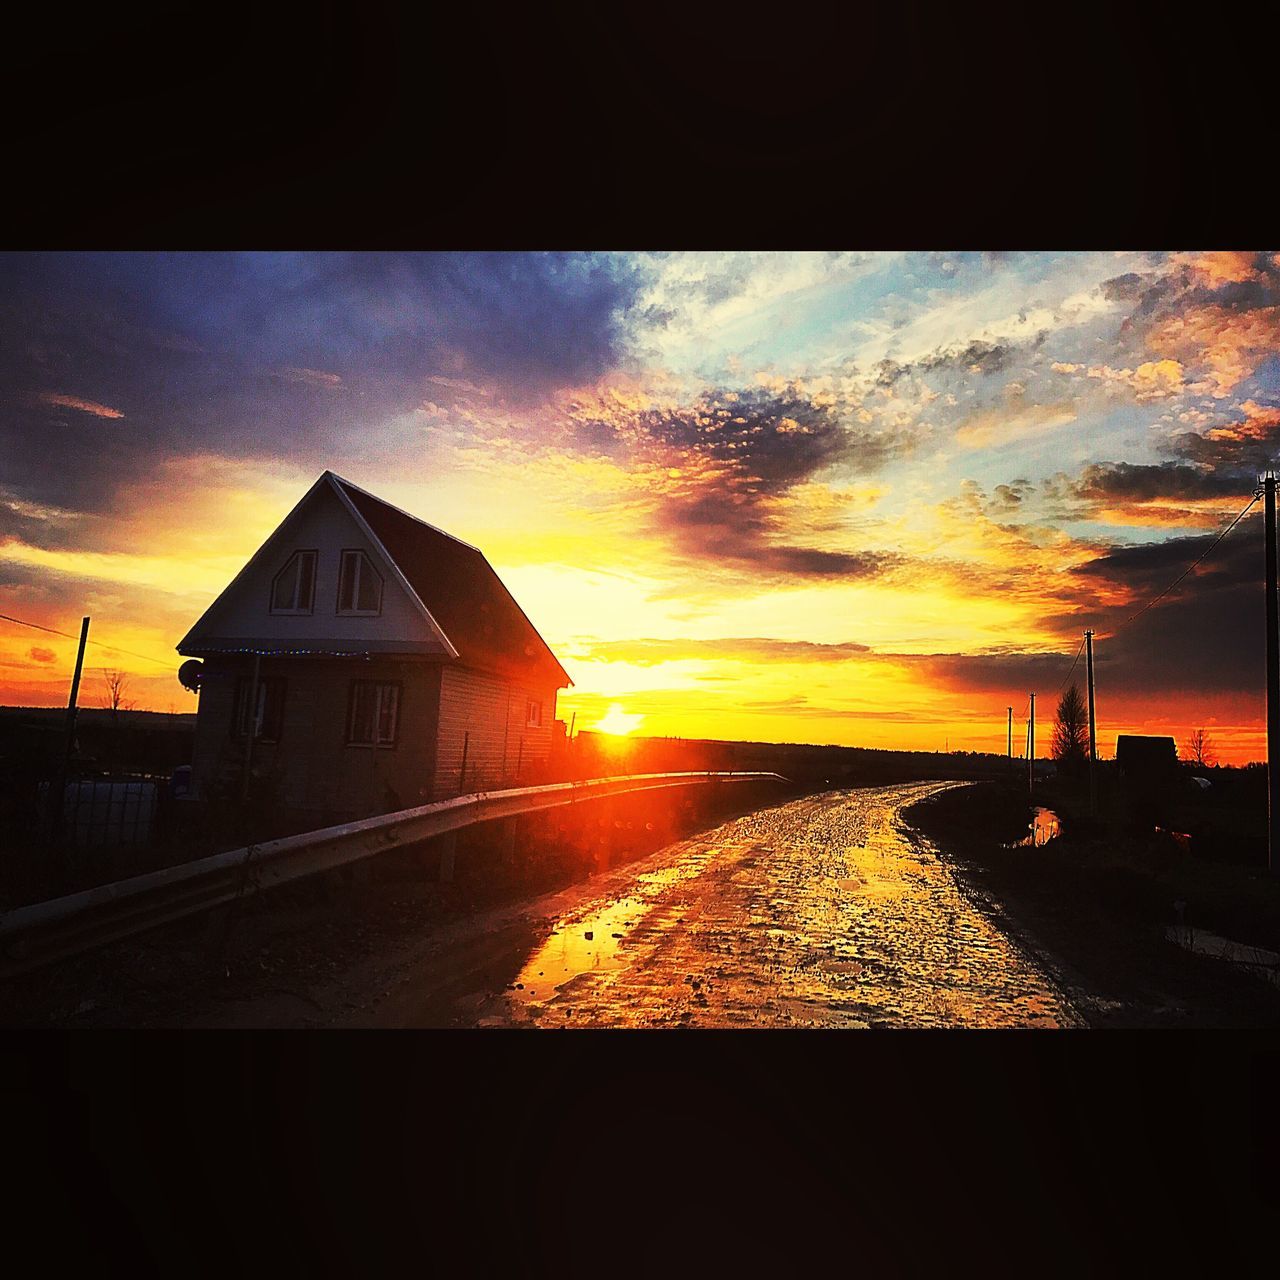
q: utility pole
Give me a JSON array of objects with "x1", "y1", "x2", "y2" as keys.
[
  {"x1": 51, "y1": 615, "x2": 90, "y2": 852},
  {"x1": 1265, "y1": 473, "x2": 1280, "y2": 875},
  {"x1": 1028, "y1": 692, "x2": 1036, "y2": 801},
  {"x1": 1007, "y1": 706, "x2": 1012, "y2": 760},
  {"x1": 1085, "y1": 629, "x2": 1098, "y2": 817}
]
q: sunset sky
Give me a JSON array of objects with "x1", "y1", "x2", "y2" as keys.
[{"x1": 3, "y1": 251, "x2": 1279, "y2": 763}]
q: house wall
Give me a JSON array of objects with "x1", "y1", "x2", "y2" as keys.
[
  {"x1": 432, "y1": 665, "x2": 560, "y2": 798},
  {"x1": 191, "y1": 655, "x2": 443, "y2": 827}
]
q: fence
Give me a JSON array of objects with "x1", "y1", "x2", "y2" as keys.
[
  {"x1": 0, "y1": 770, "x2": 786, "y2": 977},
  {"x1": 38, "y1": 775, "x2": 161, "y2": 848}
]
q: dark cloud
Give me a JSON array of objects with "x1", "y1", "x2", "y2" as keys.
[
  {"x1": 1067, "y1": 519, "x2": 1265, "y2": 695},
  {"x1": 0, "y1": 491, "x2": 95, "y2": 552},
  {"x1": 1169, "y1": 408, "x2": 1280, "y2": 473},
  {"x1": 0, "y1": 251, "x2": 642, "y2": 520},
  {"x1": 1101, "y1": 272, "x2": 1147, "y2": 303},
  {"x1": 919, "y1": 339, "x2": 1010, "y2": 377},
  {"x1": 878, "y1": 515, "x2": 1269, "y2": 704},
  {"x1": 579, "y1": 386, "x2": 904, "y2": 581},
  {"x1": 898, "y1": 649, "x2": 1088, "y2": 694},
  {"x1": 874, "y1": 338, "x2": 1022, "y2": 388},
  {"x1": 617, "y1": 388, "x2": 864, "y2": 482},
  {"x1": 989, "y1": 479, "x2": 1033, "y2": 511},
  {"x1": 1110, "y1": 253, "x2": 1280, "y2": 336},
  {"x1": 1049, "y1": 399, "x2": 1280, "y2": 522},
  {"x1": 1069, "y1": 461, "x2": 1244, "y2": 503},
  {"x1": 28, "y1": 647, "x2": 56, "y2": 663}
]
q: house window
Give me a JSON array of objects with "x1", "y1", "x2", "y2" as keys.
[
  {"x1": 270, "y1": 550, "x2": 317, "y2": 613},
  {"x1": 337, "y1": 549, "x2": 383, "y2": 615},
  {"x1": 526, "y1": 698, "x2": 543, "y2": 728},
  {"x1": 232, "y1": 676, "x2": 286, "y2": 743},
  {"x1": 347, "y1": 681, "x2": 400, "y2": 747}
]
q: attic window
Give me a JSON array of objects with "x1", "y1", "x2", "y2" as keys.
[
  {"x1": 270, "y1": 550, "x2": 316, "y2": 614},
  {"x1": 337, "y1": 549, "x2": 383, "y2": 615}
]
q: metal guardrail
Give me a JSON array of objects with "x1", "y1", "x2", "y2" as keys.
[{"x1": 0, "y1": 770, "x2": 786, "y2": 977}]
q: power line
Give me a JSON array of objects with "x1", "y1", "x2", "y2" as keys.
[
  {"x1": 0, "y1": 611, "x2": 175, "y2": 670},
  {"x1": 1054, "y1": 635, "x2": 1087, "y2": 696},
  {"x1": 1114, "y1": 492, "x2": 1260, "y2": 633}
]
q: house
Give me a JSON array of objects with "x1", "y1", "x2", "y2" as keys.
[{"x1": 176, "y1": 471, "x2": 572, "y2": 828}]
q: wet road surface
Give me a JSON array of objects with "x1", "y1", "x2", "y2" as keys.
[{"x1": 347, "y1": 781, "x2": 1080, "y2": 1029}]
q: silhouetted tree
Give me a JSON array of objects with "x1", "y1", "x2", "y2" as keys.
[
  {"x1": 1052, "y1": 683, "x2": 1089, "y2": 768},
  {"x1": 98, "y1": 668, "x2": 134, "y2": 723},
  {"x1": 1186, "y1": 728, "x2": 1216, "y2": 769}
]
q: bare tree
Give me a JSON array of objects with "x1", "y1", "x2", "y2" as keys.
[
  {"x1": 1186, "y1": 728, "x2": 1216, "y2": 769},
  {"x1": 1052, "y1": 683, "x2": 1089, "y2": 767},
  {"x1": 99, "y1": 668, "x2": 135, "y2": 724}
]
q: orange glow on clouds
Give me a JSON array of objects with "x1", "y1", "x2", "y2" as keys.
[
  {"x1": 5, "y1": 252, "x2": 1279, "y2": 768},
  {"x1": 36, "y1": 392, "x2": 124, "y2": 418}
]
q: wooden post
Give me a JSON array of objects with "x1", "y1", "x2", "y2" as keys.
[
  {"x1": 1085, "y1": 629, "x2": 1098, "y2": 816},
  {"x1": 1028, "y1": 692, "x2": 1035, "y2": 803},
  {"x1": 1266, "y1": 474, "x2": 1280, "y2": 876},
  {"x1": 459, "y1": 730, "x2": 469, "y2": 796},
  {"x1": 51, "y1": 615, "x2": 90, "y2": 852}
]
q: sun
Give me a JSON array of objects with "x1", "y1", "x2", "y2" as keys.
[{"x1": 593, "y1": 702, "x2": 644, "y2": 736}]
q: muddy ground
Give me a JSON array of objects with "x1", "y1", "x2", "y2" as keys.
[
  {"x1": 3, "y1": 781, "x2": 1070, "y2": 1028},
  {"x1": 905, "y1": 782, "x2": 1280, "y2": 1027},
  {"x1": 7, "y1": 778, "x2": 1280, "y2": 1028}
]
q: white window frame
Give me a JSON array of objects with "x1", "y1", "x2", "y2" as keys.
[
  {"x1": 526, "y1": 698, "x2": 543, "y2": 728},
  {"x1": 270, "y1": 549, "x2": 317, "y2": 615},
  {"x1": 233, "y1": 676, "x2": 286, "y2": 743},
  {"x1": 346, "y1": 680, "x2": 400, "y2": 748},
  {"x1": 336, "y1": 549, "x2": 383, "y2": 616}
]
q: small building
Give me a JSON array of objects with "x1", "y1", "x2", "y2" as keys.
[
  {"x1": 1115, "y1": 734, "x2": 1179, "y2": 827},
  {"x1": 1115, "y1": 734, "x2": 1178, "y2": 783},
  {"x1": 177, "y1": 471, "x2": 572, "y2": 828}
]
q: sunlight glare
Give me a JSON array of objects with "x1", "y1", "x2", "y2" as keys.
[{"x1": 593, "y1": 703, "x2": 644, "y2": 736}]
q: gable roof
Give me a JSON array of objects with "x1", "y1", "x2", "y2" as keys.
[
  {"x1": 177, "y1": 470, "x2": 458, "y2": 660},
  {"x1": 330, "y1": 474, "x2": 571, "y2": 688}
]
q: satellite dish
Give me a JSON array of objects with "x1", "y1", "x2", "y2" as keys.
[{"x1": 178, "y1": 659, "x2": 204, "y2": 693}]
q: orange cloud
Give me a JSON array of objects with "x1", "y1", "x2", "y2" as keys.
[
  {"x1": 953, "y1": 400, "x2": 1076, "y2": 449},
  {"x1": 36, "y1": 392, "x2": 124, "y2": 418},
  {"x1": 1150, "y1": 303, "x2": 1280, "y2": 397},
  {"x1": 1176, "y1": 251, "x2": 1266, "y2": 288}
]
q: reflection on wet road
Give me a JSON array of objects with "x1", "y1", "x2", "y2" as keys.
[{"x1": 477, "y1": 782, "x2": 1077, "y2": 1028}]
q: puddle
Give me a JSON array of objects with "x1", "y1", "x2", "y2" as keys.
[
  {"x1": 509, "y1": 852, "x2": 717, "y2": 1006},
  {"x1": 493, "y1": 783, "x2": 1074, "y2": 1028},
  {"x1": 1155, "y1": 827, "x2": 1193, "y2": 853},
  {"x1": 512, "y1": 896, "x2": 642, "y2": 1001},
  {"x1": 1165, "y1": 926, "x2": 1280, "y2": 988},
  {"x1": 1006, "y1": 807, "x2": 1061, "y2": 849}
]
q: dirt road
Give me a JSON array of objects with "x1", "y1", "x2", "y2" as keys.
[{"x1": 199, "y1": 781, "x2": 1078, "y2": 1028}]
